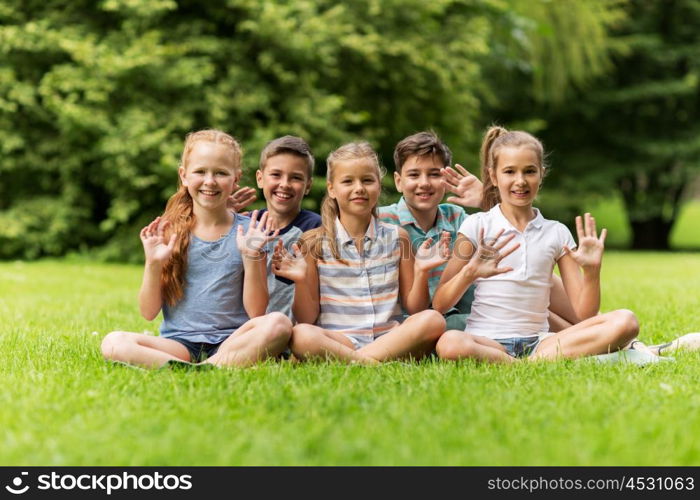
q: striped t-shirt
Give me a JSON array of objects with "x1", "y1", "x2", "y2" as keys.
[{"x1": 316, "y1": 217, "x2": 403, "y2": 346}]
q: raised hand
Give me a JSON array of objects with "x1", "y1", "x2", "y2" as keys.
[
  {"x1": 140, "y1": 217, "x2": 176, "y2": 266},
  {"x1": 271, "y1": 240, "x2": 307, "y2": 282},
  {"x1": 415, "y1": 231, "x2": 451, "y2": 272},
  {"x1": 564, "y1": 213, "x2": 606, "y2": 270},
  {"x1": 227, "y1": 187, "x2": 257, "y2": 213},
  {"x1": 441, "y1": 164, "x2": 483, "y2": 208},
  {"x1": 237, "y1": 210, "x2": 280, "y2": 259},
  {"x1": 467, "y1": 228, "x2": 519, "y2": 279}
]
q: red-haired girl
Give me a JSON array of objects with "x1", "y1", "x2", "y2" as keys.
[{"x1": 101, "y1": 130, "x2": 291, "y2": 368}]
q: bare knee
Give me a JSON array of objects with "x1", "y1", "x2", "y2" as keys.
[
  {"x1": 100, "y1": 331, "x2": 131, "y2": 360},
  {"x1": 263, "y1": 312, "x2": 293, "y2": 344},
  {"x1": 610, "y1": 309, "x2": 639, "y2": 344},
  {"x1": 411, "y1": 310, "x2": 446, "y2": 341},
  {"x1": 436, "y1": 330, "x2": 473, "y2": 360},
  {"x1": 290, "y1": 324, "x2": 320, "y2": 355}
]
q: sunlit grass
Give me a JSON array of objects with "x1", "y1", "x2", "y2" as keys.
[{"x1": 1, "y1": 256, "x2": 699, "y2": 465}]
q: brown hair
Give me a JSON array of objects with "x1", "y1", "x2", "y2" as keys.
[
  {"x1": 479, "y1": 125, "x2": 545, "y2": 211},
  {"x1": 160, "y1": 129, "x2": 242, "y2": 306},
  {"x1": 302, "y1": 141, "x2": 384, "y2": 262},
  {"x1": 393, "y1": 131, "x2": 452, "y2": 173},
  {"x1": 259, "y1": 135, "x2": 315, "y2": 177}
]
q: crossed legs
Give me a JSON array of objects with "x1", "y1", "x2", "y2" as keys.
[
  {"x1": 101, "y1": 312, "x2": 292, "y2": 369},
  {"x1": 436, "y1": 309, "x2": 639, "y2": 363},
  {"x1": 290, "y1": 310, "x2": 446, "y2": 364}
]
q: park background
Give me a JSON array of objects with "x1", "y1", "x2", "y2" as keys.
[{"x1": 1, "y1": 0, "x2": 699, "y2": 466}]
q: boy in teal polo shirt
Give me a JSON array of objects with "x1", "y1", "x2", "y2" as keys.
[{"x1": 378, "y1": 131, "x2": 482, "y2": 330}]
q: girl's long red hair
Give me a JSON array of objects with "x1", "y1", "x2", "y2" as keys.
[{"x1": 160, "y1": 129, "x2": 242, "y2": 306}]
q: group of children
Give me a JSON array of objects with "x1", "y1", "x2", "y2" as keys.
[{"x1": 101, "y1": 127, "x2": 697, "y2": 369}]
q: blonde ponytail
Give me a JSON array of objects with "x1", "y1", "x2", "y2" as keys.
[{"x1": 480, "y1": 126, "x2": 508, "y2": 211}]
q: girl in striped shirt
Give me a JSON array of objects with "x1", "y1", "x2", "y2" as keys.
[{"x1": 271, "y1": 142, "x2": 448, "y2": 364}]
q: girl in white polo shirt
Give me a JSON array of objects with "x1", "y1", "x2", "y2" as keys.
[{"x1": 432, "y1": 126, "x2": 639, "y2": 362}]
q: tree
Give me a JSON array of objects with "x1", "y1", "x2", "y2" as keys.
[
  {"x1": 0, "y1": 0, "x2": 499, "y2": 259},
  {"x1": 0, "y1": 0, "x2": 625, "y2": 259},
  {"x1": 539, "y1": 0, "x2": 700, "y2": 249}
]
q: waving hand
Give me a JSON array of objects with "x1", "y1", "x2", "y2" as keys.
[{"x1": 564, "y1": 213, "x2": 606, "y2": 270}]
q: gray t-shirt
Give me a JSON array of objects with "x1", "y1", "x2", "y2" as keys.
[
  {"x1": 160, "y1": 213, "x2": 251, "y2": 343},
  {"x1": 261, "y1": 209, "x2": 321, "y2": 318}
]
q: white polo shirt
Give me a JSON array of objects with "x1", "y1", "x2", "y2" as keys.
[{"x1": 457, "y1": 204, "x2": 576, "y2": 338}]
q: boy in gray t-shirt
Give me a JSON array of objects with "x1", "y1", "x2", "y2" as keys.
[{"x1": 233, "y1": 136, "x2": 321, "y2": 318}]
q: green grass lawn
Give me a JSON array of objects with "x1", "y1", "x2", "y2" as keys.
[{"x1": 1, "y1": 255, "x2": 699, "y2": 466}]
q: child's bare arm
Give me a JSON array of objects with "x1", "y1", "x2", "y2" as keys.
[
  {"x1": 398, "y1": 229, "x2": 427, "y2": 313},
  {"x1": 401, "y1": 230, "x2": 451, "y2": 313},
  {"x1": 290, "y1": 251, "x2": 320, "y2": 324},
  {"x1": 237, "y1": 210, "x2": 278, "y2": 317},
  {"x1": 139, "y1": 262, "x2": 165, "y2": 321},
  {"x1": 138, "y1": 217, "x2": 175, "y2": 320},
  {"x1": 272, "y1": 235, "x2": 320, "y2": 324},
  {"x1": 432, "y1": 234, "x2": 475, "y2": 313},
  {"x1": 558, "y1": 213, "x2": 605, "y2": 320},
  {"x1": 241, "y1": 253, "x2": 269, "y2": 317}
]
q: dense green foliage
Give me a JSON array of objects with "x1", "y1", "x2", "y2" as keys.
[
  {"x1": 0, "y1": 0, "x2": 628, "y2": 260},
  {"x1": 539, "y1": 0, "x2": 700, "y2": 249},
  {"x1": 0, "y1": 0, "x2": 494, "y2": 260},
  {"x1": 1, "y1": 255, "x2": 699, "y2": 465}
]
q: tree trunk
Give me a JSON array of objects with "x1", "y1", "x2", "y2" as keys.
[{"x1": 629, "y1": 217, "x2": 673, "y2": 250}]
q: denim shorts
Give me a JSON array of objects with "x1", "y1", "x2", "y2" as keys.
[
  {"x1": 171, "y1": 338, "x2": 223, "y2": 362},
  {"x1": 494, "y1": 335, "x2": 542, "y2": 358},
  {"x1": 347, "y1": 334, "x2": 375, "y2": 350}
]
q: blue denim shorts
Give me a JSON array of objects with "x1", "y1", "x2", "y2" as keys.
[
  {"x1": 171, "y1": 338, "x2": 223, "y2": 362},
  {"x1": 494, "y1": 335, "x2": 542, "y2": 358},
  {"x1": 347, "y1": 334, "x2": 374, "y2": 350}
]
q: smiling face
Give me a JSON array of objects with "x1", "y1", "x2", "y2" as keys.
[
  {"x1": 256, "y1": 153, "x2": 312, "y2": 220},
  {"x1": 179, "y1": 141, "x2": 240, "y2": 213},
  {"x1": 394, "y1": 154, "x2": 446, "y2": 214},
  {"x1": 490, "y1": 146, "x2": 543, "y2": 208},
  {"x1": 328, "y1": 158, "x2": 381, "y2": 218}
]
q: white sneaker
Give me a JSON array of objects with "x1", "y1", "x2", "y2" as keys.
[
  {"x1": 654, "y1": 333, "x2": 700, "y2": 355},
  {"x1": 590, "y1": 350, "x2": 673, "y2": 366}
]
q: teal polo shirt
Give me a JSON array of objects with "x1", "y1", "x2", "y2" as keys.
[{"x1": 378, "y1": 197, "x2": 474, "y2": 319}]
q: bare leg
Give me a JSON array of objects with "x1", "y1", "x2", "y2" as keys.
[
  {"x1": 436, "y1": 330, "x2": 515, "y2": 364},
  {"x1": 548, "y1": 311, "x2": 574, "y2": 333},
  {"x1": 358, "y1": 310, "x2": 446, "y2": 362},
  {"x1": 550, "y1": 273, "x2": 649, "y2": 355},
  {"x1": 548, "y1": 274, "x2": 578, "y2": 332},
  {"x1": 101, "y1": 331, "x2": 191, "y2": 368},
  {"x1": 206, "y1": 312, "x2": 292, "y2": 367},
  {"x1": 531, "y1": 309, "x2": 639, "y2": 360},
  {"x1": 290, "y1": 323, "x2": 377, "y2": 364},
  {"x1": 647, "y1": 333, "x2": 700, "y2": 355}
]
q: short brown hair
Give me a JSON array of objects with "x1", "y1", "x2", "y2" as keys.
[
  {"x1": 393, "y1": 131, "x2": 452, "y2": 173},
  {"x1": 259, "y1": 135, "x2": 314, "y2": 177}
]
